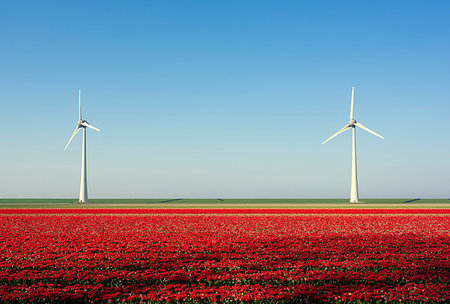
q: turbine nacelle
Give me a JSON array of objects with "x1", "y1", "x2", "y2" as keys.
[
  {"x1": 322, "y1": 87, "x2": 383, "y2": 145},
  {"x1": 64, "y1": 91, "x2": 100, "y2": 151}
]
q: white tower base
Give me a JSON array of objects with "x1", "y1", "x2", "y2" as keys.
[
  {"x1": 79, "y1": 127, "x2": 88, "y2": 203},
  {"x1": 350, "y1": 127, "x2": 359, "y2": 203}
]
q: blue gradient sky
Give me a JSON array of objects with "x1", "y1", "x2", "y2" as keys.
[{"x1": 1, "y1": 1, "x2": 449, "y2": 198}]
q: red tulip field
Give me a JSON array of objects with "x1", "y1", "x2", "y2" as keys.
[{"x1": 0, "y1": 209, "x2": 448, "y2": 303}]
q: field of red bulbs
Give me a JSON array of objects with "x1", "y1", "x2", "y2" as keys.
[{"x1": 0, "y1": 209, "x2": 448, "y2": 303}]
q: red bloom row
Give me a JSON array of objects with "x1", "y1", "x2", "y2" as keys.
[{"x1": 0, "y1": 213, "x2": 448, "y2": 303}]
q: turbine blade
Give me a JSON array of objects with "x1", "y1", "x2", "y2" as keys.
[
  {"x1": 81, "y1": 122, "x2": 101, "y2": 132},
  {"x1": 350, "y1": 86, "x2": 355, "y2": 120},
  {"x1": 355, "y1": 122, "x2": 384, "y2": 139},
  {"x1": 322, "y1": 125, "x2": 350, "y2": 144},
  {"x1": 79, "y1": 89, "x2": 82, "y2": 120},
  {"x1": 64, "y1": 126, "x2": 81, "y2": 150}
]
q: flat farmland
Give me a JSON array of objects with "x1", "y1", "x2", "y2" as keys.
[
  {"x1": 0, "y1": 198, "x2": 449, "y2": 209},
  {"x1": 0, "y1": 209, "x2": 448, "y2": 303}
]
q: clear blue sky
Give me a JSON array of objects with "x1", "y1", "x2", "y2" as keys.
[{"x1": 1, "y1": 1, "x2": 449, "y2": 198}]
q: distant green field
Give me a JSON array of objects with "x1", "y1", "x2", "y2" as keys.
[{"x1": 0, "y1": 198, "x2": 448, "y2": 209}]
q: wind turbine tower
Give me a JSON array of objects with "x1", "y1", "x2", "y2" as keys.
[
  {"x1": 322, "y1": 87, "x2": 384, "y2": 203},
  {"x1": 65, "y1": 89, "x2": 100, "y2": 203}
]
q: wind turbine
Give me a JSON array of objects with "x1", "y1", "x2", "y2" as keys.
[
  {"x1": 322, "y1": 87, "x2": 383, "y2": 203},
  {"x1": 65, "y1": 89, "x2": 100, "y2": 203}
]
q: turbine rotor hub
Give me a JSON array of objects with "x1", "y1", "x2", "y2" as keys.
[
  {"x1": 78, "y1": 120, "x2": 87, "y2": 127},
  {"x1": 349, "y1": 119, "x2": 357, "y2": 127}
]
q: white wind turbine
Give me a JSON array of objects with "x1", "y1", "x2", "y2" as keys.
[
  {"x1": 322, "y1": 87, "x2": 384, "y2": 203},
  {"x1": 65, "y1": 89, "x2": 100, "y2": 203}
]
